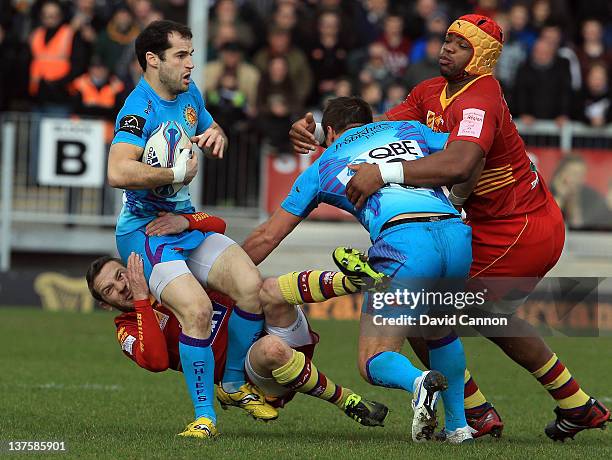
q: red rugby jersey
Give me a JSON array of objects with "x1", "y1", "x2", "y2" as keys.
[
  {"x1": 386, "y1": 75, "x2": 551, "y2": 221},
  {"x1": 114, "y1": 290, "x2": 233, "y2": 382}
]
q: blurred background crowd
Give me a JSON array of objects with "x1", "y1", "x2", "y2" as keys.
[{"x1": 1, "y1": 0, "x2": 612, "y2": 228}]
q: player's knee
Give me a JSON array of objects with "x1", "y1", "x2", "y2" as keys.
[
  {"x1": 232, "y1": 266, "x2": 263, "y2": 311},
  {"x1": 259, "y1": 277, "x2": 281, "y2": 307},
  {"x1": 260, "y1": 335, "x2": 292, "y2": 369},
  {"x1": 182, "y1": 297, "x2": 213, "y2": 332}
]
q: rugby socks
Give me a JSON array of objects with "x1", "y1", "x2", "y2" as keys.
[
  {"x1": 532, "y1": 353, "x2": 590, "y2": 410},
  {"x1": 272, "y1": 349, "x2": 352, "y2": 409},
  {"x1": 222, "y1": 306, "x2": 264, "y2": 392},
  {"x1": 365, "y1": 351, "x2": 422, "y2": 392},
  {"x1": 427, "y1": 334, "x2": 468, "y2": 432},
  {"x1": 178, "y1": 332, "x2": 216, "y2": 423},
  {"x1": 277, "y1": 271, "x2": 358, "y2": 305},
  {"x1": 464, "y1": 369, "x2": 488, "y2": 410}
]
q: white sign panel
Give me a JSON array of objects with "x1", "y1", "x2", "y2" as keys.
[{"x1": 38, "y1": 118, "x2": 106, "y2": 187}]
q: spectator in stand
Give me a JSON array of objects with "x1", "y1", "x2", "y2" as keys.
[
  {"x1": 409, "y1": 11, "x2": 447, "y2": 64},
  {"x1": 0, "y1": 24, "x2": 7, "y2": 110},
  {"x1": 376, "y1": 13, "x2": 410, "y2": 77},
  {"x1": 131, "y1": 0, "x2": 158, "y2": 30},
  {"x1": 403, "y1": 33, "x2": 443, "y2": 92},
  {"x1": 360, "y1": 80, "x2": 383, "y2": 113},
  {"x1": 550, "y1": 154, "x2": 612, "y2": 230},
  {"x1": 514, "y1": 37, "x2": 572, "y2": 126},
  {"x1": 473, "y1": 0, "x2": 500, "y2": 18},
  {"x1": 205, "y1": 41, "x2": 260, "y2": 118},
  {"x1": 382, "y1": 79, "x2": 407, "y2": 113},
  {"x1": 333, "y1": 77, "x2": 353, "y2": 97},
  {"x1": 356, "y1": 0, "x2": 389, "y2": 45},
  {"x1": 95, "y1": 6, "x2": 139, "y2": 77},
  {"x1": 576, "y1": 19, "x2": 612, "y2": 80},
  {"x1": 575, "y1": 62, "x2": 612, "y2": 127},
  {"x1": 69, "y1": 55, "x2": 124, "y2": 120},
  {"x1": 493, "y1": 11, "x2": 526, "y2": 111},
  {"x1": 69, "y1": 55, "x2": 125, "y2": 143},
  {"x1": 308, "y1": 10, "x2": 348, "y2": 104},
  {"x1": 208, "y1": 22, "x2": 238, "y2": 61},
  {"x1": 256, "y1": 56, "x2": 298, "y2": 153},
  {"x1": 206, "y1": 69, "x2": 248, "y2": 132},
  {"x1": 540, "y1": 24, "x2": 582, "y2": 91},
  {"x1": 159, "y1": 0, "x2": 188, "y2": 25},
  {"x1": 253, "y1": 26, "x2": 312, "y2": 108},
  {"x1": 531, "y1": 0, "x2": 571, "y2": 34},
  {"x1": 359, "y1": 42, "x2": 392, "y2": 90},
  {"x1": 28, "y1": 0, "x2": 87, "y2": 114},
  {"x1": 208, "y1": 0, "x2": 255, "y2": 55},
  {"x1": 403, "y1": 0, "x2": 440, "y2": 41},
  {"x1": 507, "y1": 2, "x2": 537, "y2": 51},
  {"x1": 69, "y1": 0, "x2": 105, "y2": 56}
]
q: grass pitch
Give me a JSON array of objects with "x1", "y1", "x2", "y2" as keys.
[{"x1": 1, "y1": 307, "x2": 610, "y2": 459}]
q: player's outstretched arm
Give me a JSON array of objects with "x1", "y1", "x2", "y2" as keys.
[
  {"x1": 242, "y1": 209, "x2": 303, "y2": 265},
  {"x1": 107, "y1": 142, "x2": 198, "y2": 189},
  {"x1": 145, "y1": 211, "x2": 227, "y2": 236}
]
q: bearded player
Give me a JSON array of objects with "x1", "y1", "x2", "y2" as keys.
[
  {"x1": 107, "y1": 20, "x2": 276, "y2": 438},
  {"x1": 290, "y1": 14, "x2": 610, "y2": 441}
]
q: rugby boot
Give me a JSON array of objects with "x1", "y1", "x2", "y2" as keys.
[
  {"x1": 545, "y1": 398, "x2": 611, "y2": 441},
  {"x1": 332, "y1": 246, "x2": 390, "y2": 290},
  {"x1": 465, "y1": 403, "x2": 504, "y2": 438},
  {"x1": 343, "y1": 393, "x2": 389, "y2": 427},
  {"x1": 178, "y1": 417, "x2": 218, "y2": 439},
  {"x1": 411, "y1": 370, "x2": 448, "y2": 442},
  {"x1": 216, "y1": 383, "x2": 279, "y2": 421}
]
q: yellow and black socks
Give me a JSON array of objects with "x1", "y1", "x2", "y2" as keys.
[{"x1": 272, "y1": 349, "x2": 351, "y2": 408}]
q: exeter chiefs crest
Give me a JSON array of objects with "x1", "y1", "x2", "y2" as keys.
[{"x1": 183, "y1": 104, "x2": 197, "y2": 128}]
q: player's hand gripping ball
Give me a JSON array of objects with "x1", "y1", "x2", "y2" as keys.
[{"x1": 142, "y1": 121, "x2": 193, "y2": 198}]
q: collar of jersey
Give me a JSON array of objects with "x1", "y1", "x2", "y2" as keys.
[
  {"x1": 439, "y1": 74, "x2": 489, "y2": 111},
  {"x1": 140, "y1": 76, "x2": 181, "y2": 107}
]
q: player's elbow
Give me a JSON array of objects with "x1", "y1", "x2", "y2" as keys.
[
  {"x1": 449, "y1": 164, "x2": 472, "y2": 184},
  {"x1": 107, "y1": 166, "x2": 125, "y2": 188}
]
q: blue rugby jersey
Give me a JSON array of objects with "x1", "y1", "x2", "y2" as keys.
[
  {"x1": 281, "y1": 121, "x2": 459, "y2": 240},
  {"x1": 111, "y1": 77, "x2": 213, "y2": 235}
]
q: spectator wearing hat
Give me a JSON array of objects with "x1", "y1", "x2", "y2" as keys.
[{"x1": 95, "y1": 6, "x2": 140, "y2": 76}]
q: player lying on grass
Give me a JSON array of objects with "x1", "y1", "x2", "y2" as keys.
[
  {"x1": 87, "y1": 215, "x2": 390, "y2": 438},
  {"x1": 244, "y1": 96, "x2": 476, "y2": 444}
]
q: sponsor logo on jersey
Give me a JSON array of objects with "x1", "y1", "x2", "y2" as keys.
[
  {"x1": 334, "y1": 123, "x2": 393, "y2": 151},
  {"x1": 121, "y1": 335, "x2": 137, "y2": 355},
  {"x1": 183, "y1": 104, "x2": 197, "y2": 128},
  {"x1": 118, "y1": 114, "x2": 146, "y2": 137},
  {"x1": 426, "y1": 110, "x2": 444, "y2": 132},
  {"x1": 457, "y1": 108, "x2": 485, "y2": 138}
]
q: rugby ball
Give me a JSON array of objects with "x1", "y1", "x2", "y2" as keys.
[{"x1": 142, "y1": 121, "x2": 193, "y2": 198}]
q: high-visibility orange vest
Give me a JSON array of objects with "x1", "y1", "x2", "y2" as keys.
[
  {"x1": 70, "y1": 74, "x2": 125, "y2": 143},
  {"x1": 71, "y1": 74, "x2": 125, "y2": 108},
  {"x1": 29, "y1": 24, "x2": 74, "y2": 95}
]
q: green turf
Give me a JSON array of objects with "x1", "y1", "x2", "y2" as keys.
[{"x1": 0, "y1": 308, "x2": 610, "y2": 459}]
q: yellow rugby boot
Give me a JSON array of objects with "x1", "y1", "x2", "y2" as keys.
[
  {"x1": 216, "y1": 383, "x2": 279, "y2": 421},
  {"x1": 177, "y1": 417, "x2": 218, "y2": 439},
  {"x1": 332, "y1": 247, "x2": 390, "y2": 291}
]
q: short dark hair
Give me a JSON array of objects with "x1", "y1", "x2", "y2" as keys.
[
  {"x1": 322, "y1": 96, "x2": 373, "y2": 134},
  {"x1": 86, "y1": 256, "x2": 122, "y2": 302},
  {"x1": 135, "y1": 20, "x2": 193, "y2": 71}
]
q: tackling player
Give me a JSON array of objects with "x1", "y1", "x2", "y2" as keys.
[
  {"x1": 86, "y1": 253, "x2": 390, "y2": 433},
  {"x1": 107, "y1": 20, "x2": 270, "y2": 438},
  {"x1": 289, "y1": 14, "x2": 610, "y2": 441},
  {"x1": 244, "y1": 96, "x2": 476, "y2": 444}
]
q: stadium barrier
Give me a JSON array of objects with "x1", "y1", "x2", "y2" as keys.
[{"x1": 1, "y1": 114, "x2": 612, "y2": 271}]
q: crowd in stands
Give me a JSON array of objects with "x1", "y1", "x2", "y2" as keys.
[{"x1": 1, "y1": 0, "x2": 612, "y2": 144}]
